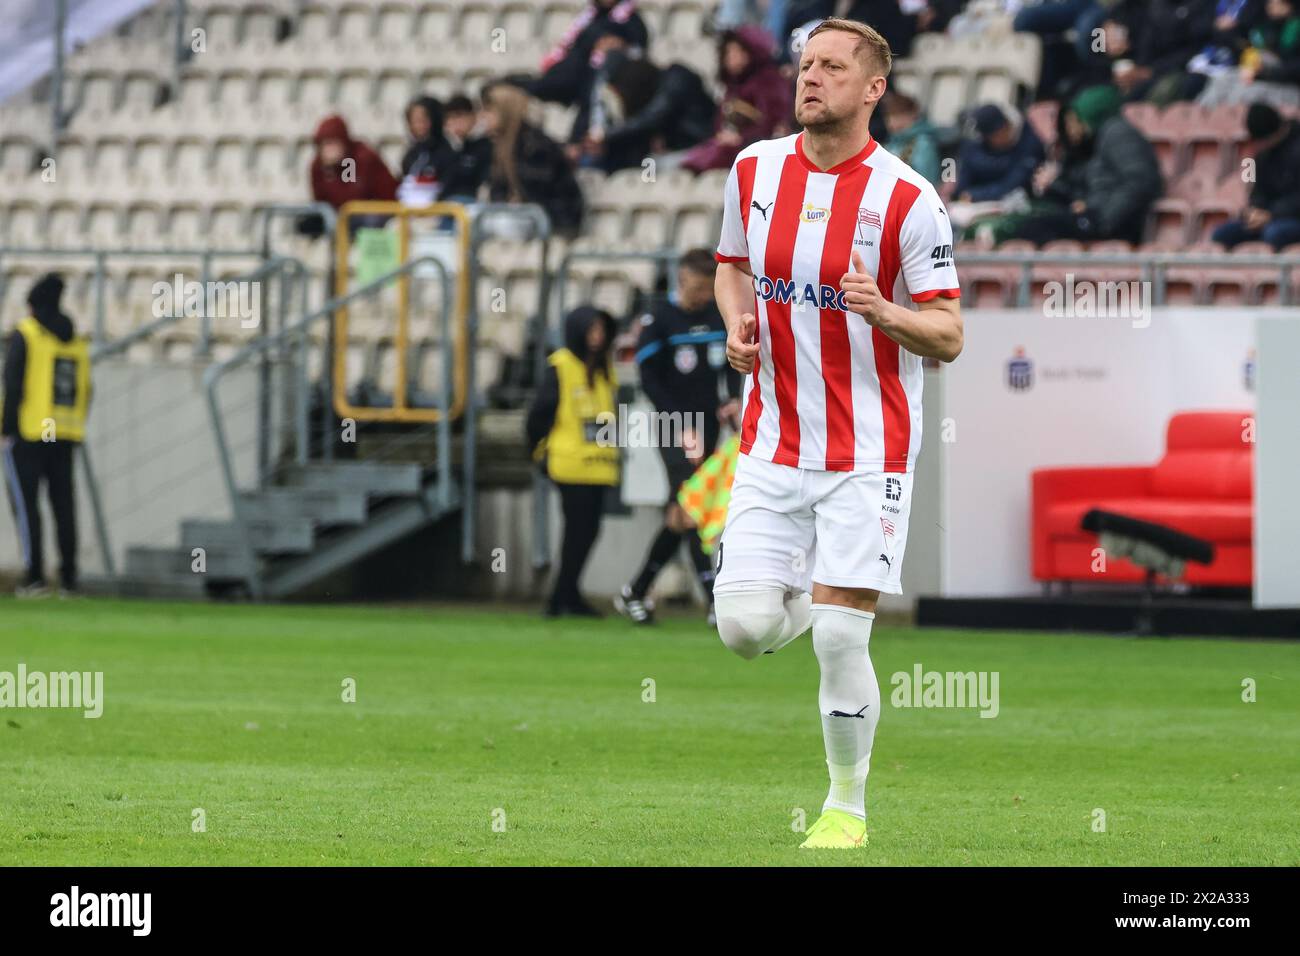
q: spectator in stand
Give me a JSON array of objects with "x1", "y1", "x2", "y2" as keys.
[
  {"x1": 1014, "y1": 0, "x2": 1104, "y2": 51},
  {"x1": 1121, "y1": 0, "x2": 1218, "y2": 103},
  {"x1": 1070, "y1": 1, "x2": 1217, "y2": 104},
  {"x1": 482, "y1": 84, "x2": 585, "y2": 236},
  {"x1": 1012, "y1": 1, "x2": 1108, "y2": 99},
  {"x1": 1007, "y1": 85, "x2": 1162, "y2": 245},
  {"x1": 777, "y1": 0, "x2": 960, "y2": 60},
  {"x1": 529, "y1": 0, "x2": 648, "y2": 113},
  {"x1": 397, "y1": 95, "x2": 447, "y2": 207},
  {"x1": 682, "y1": 26, "x2": 792, "y2": 173},
  {"x1": 1185, "y1": 0, "x2": 1263, "y2": 98},
  {"x1": 1201, "y1": 0, "x2": 1300, "y2": 107},
  {"x1": 581, "y1": 55, "x2": 716, "y2": 172},
  {"x1": 948, "y1": 104, "x2": 1045, "y2": 230},
  {"x1": 526, "y1": 306, "x2": 619, "y2": 618},
  {"x1": 1212, "y1": 102, "x2": 1300, "y2": 248},
  {"x1": 715, "y1": 0, "x2": 793, "y2": 43},
  {"x1": 434, "y1": 94, "x2": 494, "y2": 202},
  {"x1": 881, "y1": 90, "x2": 941, "y2": 185},
  {"x1": 309, "y1": 114, "x2": 398, "y2": 228}
]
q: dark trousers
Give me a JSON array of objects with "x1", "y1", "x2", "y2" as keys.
[
  {"x1": 2, "y1": 439, "x2": 78, "y2": 588},
  {"x1": 1212, "y1": 217, "x2": 1300, "y2": 251},
  {"x1": 551, "y1": 482, "x2": 607, "y2": 609}
]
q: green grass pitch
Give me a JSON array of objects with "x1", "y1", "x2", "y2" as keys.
[{"x1": 0, "y1": 597, "x2": 1296, "y2": 866}]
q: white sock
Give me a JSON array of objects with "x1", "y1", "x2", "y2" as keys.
[{"x1": 811, "y1": 604, "x2": 880, "y2": 820}]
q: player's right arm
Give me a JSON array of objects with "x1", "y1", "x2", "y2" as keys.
[
  {"x1": 717, "y1": 262, "x2": 758, "y2": 374},
  {"x1": 715, "y1": 158, "x2": 759, "y2": 374}
]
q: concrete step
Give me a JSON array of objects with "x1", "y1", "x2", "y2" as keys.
[
  {"x1": 283, "y1": 461, "x2": 423, "y2": 496},
  {"x1": 238, "y1": 488, "x2": 368, "y2": 526},
  {"x1": 126, "y1": 545, "x2": 253, "y2": 580},
  {"x1": 182, "y1": 518, "x2": 315, "y2": 554},
  {"x1": 80, "y1": 572, "x2": 208, "y2": 600}
]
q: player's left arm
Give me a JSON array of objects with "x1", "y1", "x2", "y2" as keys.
[
  {"x1": 850, "y1": 283, "x2": 963, "y2": 363},
  {"x1": 840, "y1": 186, "x2": 963, "y2": 363}
]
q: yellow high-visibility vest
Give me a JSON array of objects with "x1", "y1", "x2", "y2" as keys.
[
  {"x1": 14, "y1": 316, "x2": 91, "y2": 442},
  {"x1": 537, "y1": 347, "x2": 619, "y2": 485}
]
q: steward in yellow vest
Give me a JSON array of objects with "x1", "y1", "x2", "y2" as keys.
[
  {"x1": 525, "y1": 306, "x2": 619, "y2": 617},
  {"x1": 1, "y1": 274, "x2": 90, "y2": 595}
]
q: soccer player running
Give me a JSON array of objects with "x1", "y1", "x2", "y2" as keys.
[
  {"x1": 616, "y1": 249, "x2": 741, "y2": 627},
  {"x1": 712, "y1": 18, "x2": 962, "y2": 849}
]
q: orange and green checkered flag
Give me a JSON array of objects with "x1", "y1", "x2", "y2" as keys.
[{"x1": 676, "y1": 434, "x2": 740, "y2": 555}]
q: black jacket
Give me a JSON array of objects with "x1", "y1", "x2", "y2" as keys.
[
  {"x1": 530, "y1": 1, "x2": 649, "y2": 106},
  {"x1": 488, "y1": 122, "x2": 585, "y2": 235},
  {"x1": 2, "y1": 275, "x2": 77, "y2": 439},
  {"x1": 1250, "y1": 123, "x2": 1300, "y2": 220},
  {"x1": 433, "y1": 136, "x2": 493, "y2": 199},
  {"x1": 400, "y1": 96, "x2": 448, "y2": 178},
  {"x1": 1045, "y1": 116, "x2": 1163, "y2": 240},
  {"x1": 633, "y1": 299, "x2": 739, "y2": 420},
  {"x1": 600, "y1": 64, "x2": 716, "y2": 171}
]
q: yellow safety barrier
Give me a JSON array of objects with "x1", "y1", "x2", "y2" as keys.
[{"x1": 332, "y1": 200, "x2": 471, "y2": 423}]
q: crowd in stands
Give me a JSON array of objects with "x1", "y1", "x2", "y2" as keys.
[{"x1": 301, "y1": 0, "x2": 1300, "y2": 252}]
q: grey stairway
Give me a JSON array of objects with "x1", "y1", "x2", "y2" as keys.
[{"x1": 92, "y1": 460, "x2": 458, "y2": 599}]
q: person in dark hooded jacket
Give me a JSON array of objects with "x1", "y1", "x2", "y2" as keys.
[
  {"x1": 526, "y1": 306, "x2": 619, "y2": 617},
  {"x1": 1010, "y1": 85, "x2": 1163, "y2": 245},
  {"x1": 583, "y1": 54, "x2": 716, "y2": 171},
  {"x1": 682, "y1": 25, "x2": 792, "y2": 173},
  {"x1": 397, "y1": 96, "x2": 448, "y2": 207},
  {"x1": 309, "y1": 113, "x2": 399, "y2": 212},
  {"x1": 2, "y1": 273, "x2": 89, "y2": 597},
  {"x1": 1212, "y1": 102, "x2": 1300, "y2": 247},
  {"x1": 530, "y1": 0, "x2": 649, "y2": 110}
]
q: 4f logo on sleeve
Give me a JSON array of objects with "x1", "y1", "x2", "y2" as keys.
[{"x1": 930, "y1": 244, "x2": 953, "y2": 269}]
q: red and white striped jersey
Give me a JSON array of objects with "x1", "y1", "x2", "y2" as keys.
[{"x1": 715, "y1": 132, "x2": 960, "y2": 473}]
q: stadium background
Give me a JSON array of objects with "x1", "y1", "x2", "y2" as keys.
[
  {"x1": 2, "y1": 0, "x2": 1295, "y2": 615},
  {"x1": 0, "y1": 0, "x2": 1297, "y2": 870}
]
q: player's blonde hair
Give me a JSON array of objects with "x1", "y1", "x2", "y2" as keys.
[{"x1": 806, "y1": 17, "x2": 892, "y2": 77}]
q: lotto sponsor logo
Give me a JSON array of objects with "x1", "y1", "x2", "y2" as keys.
[
  {"x1": 801, "y1": 202, "x2": 831, "y2": 224},
  {"x1": 754, "y1": 275, "x2": 849, "y2": 312}
]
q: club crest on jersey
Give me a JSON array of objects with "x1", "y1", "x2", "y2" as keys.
[
  {"x1": 754, "y1": 275, "x2": 849, "y2": 311},
  {"x1": 801, "y1": 202, "x2": 831, "y2": 224}
]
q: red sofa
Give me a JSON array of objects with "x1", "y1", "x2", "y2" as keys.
[{"x1": 1032, "y1": 411, "x2": 1254, "y2": 587}]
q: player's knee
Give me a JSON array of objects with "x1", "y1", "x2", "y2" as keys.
[{"x1": 714, "y1": 587, "x2": 785, "y2": 660}]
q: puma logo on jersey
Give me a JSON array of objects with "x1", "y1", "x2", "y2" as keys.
[{"x1": 751, "y1": 200, "x2": 773, "y2": 221}]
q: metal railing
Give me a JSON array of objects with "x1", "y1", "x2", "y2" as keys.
[
  {"x1": 203, "y1": 255, "x2": 454, "y2": 599},
  {"x1": 0, "y1": 247, "x2": 264, "y2": 348}
]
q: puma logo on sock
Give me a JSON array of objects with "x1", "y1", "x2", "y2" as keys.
[{"x1": 828, "y1": 704, "x2": 870, "y2": 719}]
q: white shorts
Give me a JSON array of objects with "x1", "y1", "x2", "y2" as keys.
[{"x1": 714, "y1": 453, "x2": 914, "y2": 595}]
